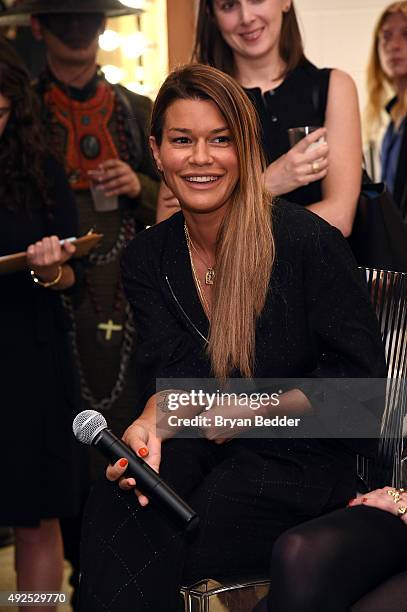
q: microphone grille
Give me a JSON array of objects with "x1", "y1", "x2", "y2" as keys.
[{"x1": 73, "y1": 410, "x2": 107, "y2": 445}]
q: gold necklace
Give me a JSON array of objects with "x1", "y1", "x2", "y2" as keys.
[
  {"x1": 184, "y1": 223, "x2": 212, "y2": 315},
  {"x1": 184, "y1": 223, "x2": 215, "y2": 285}
]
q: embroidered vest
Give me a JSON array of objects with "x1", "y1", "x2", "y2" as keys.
[{"x1": 44, "y1": 80, "x2": 120, "y2": 190}]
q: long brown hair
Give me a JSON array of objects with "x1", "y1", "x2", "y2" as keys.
[
  {"x1": 151, "y1": 64, "x2": 274, "y2": 378},
  {"x1": 365, "y1": 1, "x2": 407, "y2": 139},
  {"x1": 0, "y1": 36, "x2": 52, "y2": 212},
  {"x1": 192, "y1": 0, "x2": 305, "y2": 79}
]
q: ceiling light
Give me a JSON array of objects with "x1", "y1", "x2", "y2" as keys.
[{"x1": 99, "y1": 30, "x2": 121, "y2": 52}]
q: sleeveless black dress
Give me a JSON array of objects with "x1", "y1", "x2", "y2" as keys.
[{"x1": 244, "y1": 59, "x2": 330, "y2": 206}]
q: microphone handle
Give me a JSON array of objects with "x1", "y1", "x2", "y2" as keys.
[{"x1": 93, "y1": 428, "x2": 198, "y2": 531}]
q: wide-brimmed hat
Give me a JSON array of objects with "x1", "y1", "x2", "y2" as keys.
[{"x1": 0, "y1": 0, "x2": 141, "y2": 26}]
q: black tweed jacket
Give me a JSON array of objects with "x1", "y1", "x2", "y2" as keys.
[{"x1": 121, "y1": 200, "x2": 387, "y2": 507}]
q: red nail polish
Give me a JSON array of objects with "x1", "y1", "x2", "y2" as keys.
[
  {"x1": 347, "y1": 498, "x2": 356, "y2": 507},
  {"x1": 119, "y1": 458, "x2": 128, "y2": 468},
  {"x1": 138, "y1": 447, "x2": 149, "y2": 458}
]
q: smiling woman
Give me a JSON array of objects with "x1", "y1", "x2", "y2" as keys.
[
  {"x1": 187, "y1": 0, "x2": 363, "y2": 238},
  {"x1": 150, "y1": 98, "x2": 239, "y2": 217},
  {"x1": 148, "y1": 63, "x2": 273, "y2": 375},
  {"x1": 150, "y1": 97, "x2": 240, "y2": 315},
  {"x1": 77, "y1": 64, "x2": 388, "y2": 612}
]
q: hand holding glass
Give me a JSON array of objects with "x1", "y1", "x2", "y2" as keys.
[
  {"x1": 288, "y1": 126, "x2": 326, "y2": 149},
  {"x1": 88, "y1": 169, "x2": 118, "y2": 212}
]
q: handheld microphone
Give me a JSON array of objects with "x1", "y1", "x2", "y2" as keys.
[{"x1": 72, "y1": 410, "x2": 199, "y2": 532}]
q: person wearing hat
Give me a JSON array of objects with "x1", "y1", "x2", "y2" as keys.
[
  {"x1": 0, "y1": 1, "x2": 159, "y2": 451},
  {"x1": 0, "y1": 0, "x2": 160, "y2": 605}
]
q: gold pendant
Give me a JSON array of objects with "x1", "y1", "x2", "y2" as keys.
[
  {"x1": 205, "y1": 268, "x2": 215, "y2": 285},
  {"x1": 97, "y1": 319, "x2": 123, "y2": 343}
]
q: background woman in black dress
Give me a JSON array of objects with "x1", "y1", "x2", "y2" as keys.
[
  {"x1": 0, "y1": 38, "x2": 85, "y2": 608},
  {"x1": 158, "y1": 0, "x2": 361, "y2": 237}
]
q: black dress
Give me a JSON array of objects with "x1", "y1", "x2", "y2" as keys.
[
  {"x1": 244, "y1": 59, "x2": 330, "y2": 206},
  {"x1": 0, "y1": 156, "x2": 87, "y2": 526},
  {"x1": 79, "y1": 202, "x2": 387, "y2": 611}
]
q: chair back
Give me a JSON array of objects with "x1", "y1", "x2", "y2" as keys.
[{"x1": 357, "y1": 268, "x2": 407, "y2": 488}]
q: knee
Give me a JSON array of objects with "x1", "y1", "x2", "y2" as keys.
[
  {"x1": 271, "y1": 527, "x2": 335, "y2": 597},
  {"x1": 271, "y1": 525, "x2": 343, "y2": 607},
  {"x1": 15, "y1": 519, "x2": 61, "y2": 547},
  {"x1": 270, "y1": 530, "x2": 331, "y2": 611},
  {"x1": 271, "y1": 530, "x2": 313, "y2": 575}
]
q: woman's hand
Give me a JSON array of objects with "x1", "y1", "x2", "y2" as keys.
[
  {"x1": 106, "y1": 418, "x2": 162, "y2": 506},
  {"x1": 348, "y1": 487, "x2": 407, "y2": 524},
  {"x1": 156, "y1": 182, "x2": 180, "y2": 223},
  {"x1": 264, "y1": 127, "x2": 328, "y2": 196},
  {"x1": 89, "y1": 159, "x2": 141, "y2": 199},
  {"x1": 27, "y1": 235, "x2": 76, "y2": 287},
  {"x1": 200, "y1": 398, "x2": 264, "y2": 444}
]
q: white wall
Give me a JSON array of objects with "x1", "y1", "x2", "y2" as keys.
[{"x1": 295, "y1": 0, "x2": 391, "y2": 112}]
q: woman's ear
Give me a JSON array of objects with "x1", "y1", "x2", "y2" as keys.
[
  {"x1": 283, "y1": 1, "x2": 292, "y2": 12},
  {"x1": 149, "y1": 136, "x2": 163, "y2": 172}
]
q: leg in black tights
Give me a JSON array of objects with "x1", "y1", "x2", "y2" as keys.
[
  {"x1": 353, "y1": 571, "x2": 407, "y2": 612},
  {"x1": 265, "y1": 506, "x2": 407, "y2": 612}
]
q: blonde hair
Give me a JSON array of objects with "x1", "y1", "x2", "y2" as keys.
[
  {"x1": 151, "y1": 64, "x2": 274, "y2": 378},
  {"x1": 365, "y1": 1, "x2": 407, "y2": 140}
]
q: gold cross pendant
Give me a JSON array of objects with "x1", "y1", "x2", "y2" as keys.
[{"x1": 97, "y1": 319, "x2": 123, "y2": 341}]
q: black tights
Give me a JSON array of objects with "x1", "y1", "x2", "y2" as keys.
[{"x1": 255, "y1": 505, "x2": 407, "y2": 612}]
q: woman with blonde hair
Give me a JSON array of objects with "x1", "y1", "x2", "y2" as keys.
[
  {"x1": 77, "y1": 63, "x2": 388, "y2": 611},
  {"x1": 366, "y1": 1, "x2": 407, "y2": 217}
]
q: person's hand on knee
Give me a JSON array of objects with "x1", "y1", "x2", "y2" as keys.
[{"x1": 348, "y1": 487, "x2": 407, "y2": 524}]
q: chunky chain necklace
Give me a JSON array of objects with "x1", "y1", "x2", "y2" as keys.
[
  {"x1": 184, "y1": 222, "x2": 214, "y2": 316},
  {"x1": 40, "y1": 70, "x2": 138, "y2": 408},
  {"x1": 61, "y1": 295, "x2": 135, "y2": 412}
]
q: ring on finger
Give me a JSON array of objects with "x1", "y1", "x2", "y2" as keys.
[
  {"x1": 388, "y1": 487, "x2": 403, "y2": 497},
  {"x1": 311, "y1": 161, "x2": 320, "y2": 173},
  {"x1": 397, "y1": 505, "x2": 407, "y2": 516},
  {"x1": 388, "y1": 488, "x2": 405, "y2": 503}
]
